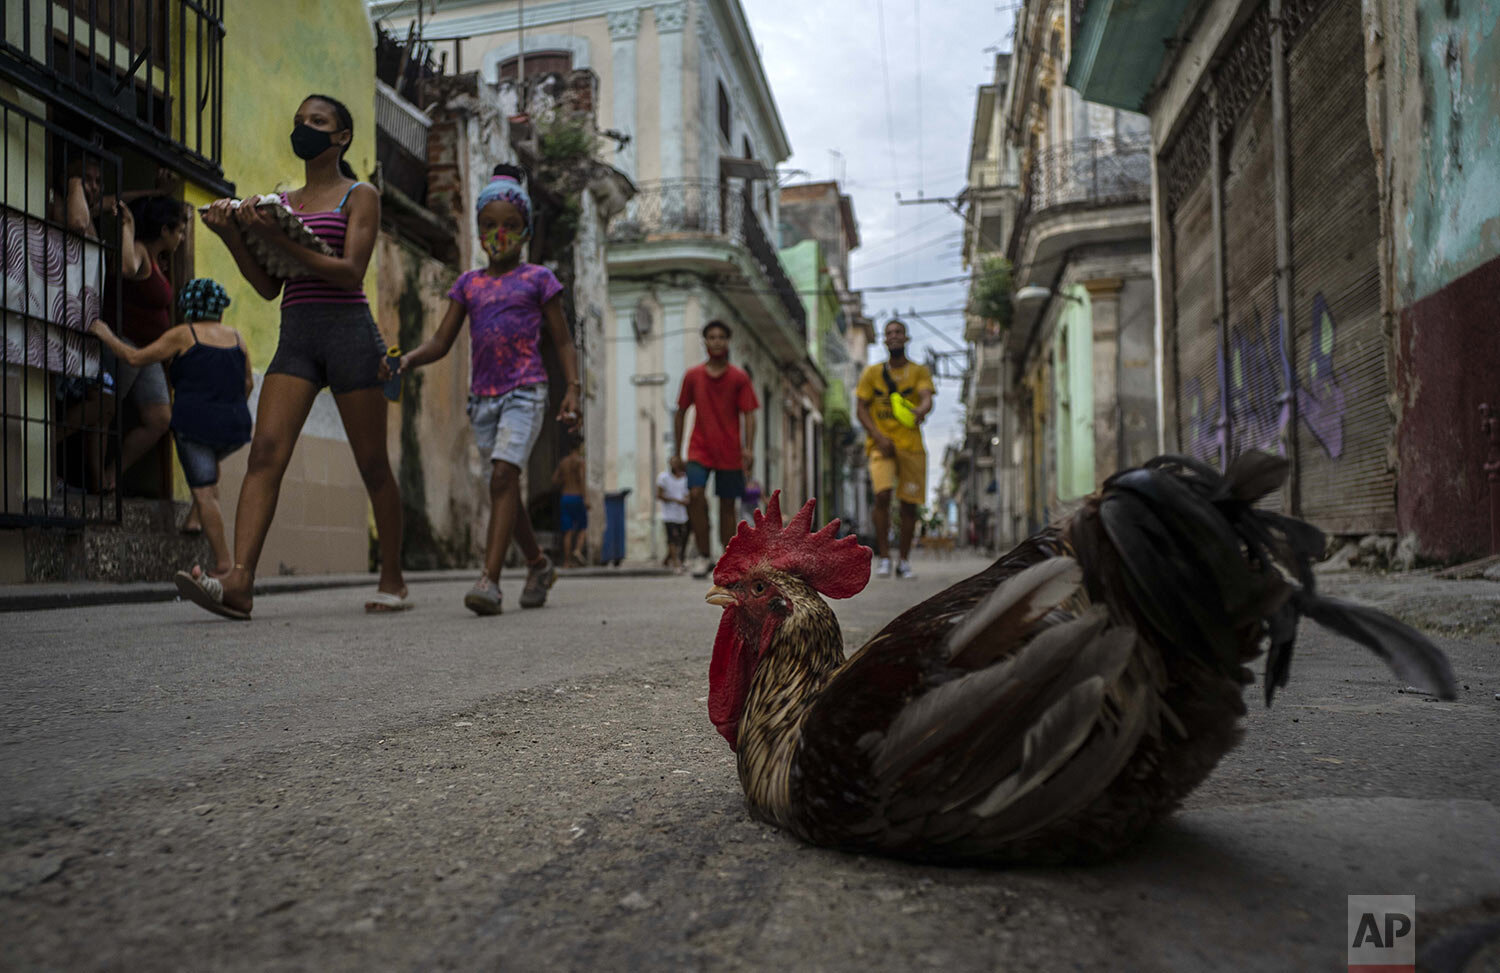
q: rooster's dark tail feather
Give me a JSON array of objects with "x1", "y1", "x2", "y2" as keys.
[
  {"x1": 1291, "y1": 590, "x2": 1458, "y2": 701},
  {"x1": 1073, "y1": 451, "x2": 1457, "y2": 706}
]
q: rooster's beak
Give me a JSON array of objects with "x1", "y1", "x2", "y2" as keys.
[{"x1": 705, "y1": 585, "x2": 735, "y2": 607}]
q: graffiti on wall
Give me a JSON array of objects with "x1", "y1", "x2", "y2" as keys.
[{"x1": 1181, "y1": 293, "x2": 1348, "y2": 463}]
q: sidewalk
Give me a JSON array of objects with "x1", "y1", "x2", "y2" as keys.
[
  {"x1": 4, "y1": 554, "x2": 1495, "y2": 642},
  {"x1": 0, "y1": 562, "x2": 674, "y2": 613}
]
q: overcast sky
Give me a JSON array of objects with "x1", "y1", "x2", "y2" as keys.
[{"x1": 742, "y1": 0, "x2": 1018, "y2": 513}]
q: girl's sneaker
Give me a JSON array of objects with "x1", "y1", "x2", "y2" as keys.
[
  {"x1": 464, "y1": 575, "x2": 502, "y2": 615},
  {"x1": 520, "y1": 555, "x2": 557, "y2": 608},
  {"x1": 895, "y1": 559, "x2": 916, "y2": 580},
  {"x1": 876, "y1": 557, "x2": 892, "y2": 578}
]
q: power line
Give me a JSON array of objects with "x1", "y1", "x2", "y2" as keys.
[
  {"x1": 881, "y1": 306, "x2": 970, "y2": 316},
  {"x1": 862, "y1": 275, "x2": 970, "y2": 292},
  {"x1": 852, "y1": 228, "x2": 963, "y2": 272},
  {"x1": 607, "y1": 270, "x2": 971, "y2": 301},
  {"x1": 851, "y1": 210, "x2": 956, "y2": 259},
  {"x1": 871, "y1": 308, "x2": 965, "y2": 351}
]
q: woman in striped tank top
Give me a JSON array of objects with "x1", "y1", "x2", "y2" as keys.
[{"x1": 187, "y1": 94, "x2": 407, "y2": 619}]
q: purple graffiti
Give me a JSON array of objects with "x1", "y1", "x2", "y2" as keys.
[
  {"x1": 1228, "y1": 309, "x2": 1285, "y2": 455},
  {"x1": 1296, "y1": 294, "x2": 1345, "y2": 459},
  {"x1": 1181, "y1": 376, "x2": 1222, "y2": 464},
  {"x1": 1179, "y1": 293, "x2": 1346, "y2": 464}
]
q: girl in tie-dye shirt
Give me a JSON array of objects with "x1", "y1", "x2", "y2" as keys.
[{"x1": 398, "y1": 163, "x2": 582, "y2": 616}]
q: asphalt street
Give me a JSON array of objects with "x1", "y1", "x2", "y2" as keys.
[{"x1": 2, "y1": 556, "x2": 1498, "y2": 970}]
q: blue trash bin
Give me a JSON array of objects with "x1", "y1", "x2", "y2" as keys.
[{"x1": 602, "y1": 488, "x2": 631, "y2": 566}]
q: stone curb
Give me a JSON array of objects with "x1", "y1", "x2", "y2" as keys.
[{"x1": 0, "y1": 564, "x2": 675, "y2": 613}]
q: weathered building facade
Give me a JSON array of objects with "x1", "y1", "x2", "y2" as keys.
[
  {"x1": 2, "y1": 0, "x2": 381, "y2": 581},
  {"x1": 1071, "y1": 0, "x2": 1499, "y2": 560},
  {"x1": 370, "y1": 0, "x2": 812, "y2": 558},
  {"x1": 373, "y1": 46, "x2": 631, "y2": 568},
  {"x1": 955, "y1": 5, "x2": 1158, "y2": 542},
  {"x1": 778, "y1": 180, "x2": 872, "y2": 532}
]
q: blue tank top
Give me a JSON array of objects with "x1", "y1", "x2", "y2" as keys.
[{"x1": 169, "y1": 325, "x2": 252, "y2": 448}]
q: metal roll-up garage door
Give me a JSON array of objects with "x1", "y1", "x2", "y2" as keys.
[
  {"x1": 1171, "y1": 173, "x2": 1219, "y2": 467},
  {"x1": 1221, "y1": 86, "x2": 1284, "y2": 509},
  {"x1": 1286, "y1": 0, "x2": 1393, "y2": 531}
]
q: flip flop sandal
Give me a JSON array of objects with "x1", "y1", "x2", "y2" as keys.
[
  {"x1": 174, "y1": 570, "x2": 251, "y2": 621},
  {"x1": 365, "y1": 589, "x2": 413, "y2": 613}
]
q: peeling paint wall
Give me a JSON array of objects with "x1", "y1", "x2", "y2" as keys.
[
  {"x1": 1372, "y1": 0, "x2": 1500, "y2": 306},
  {"x1": 375, "y1": 235, "x2": 483, "y2": 569},
  {"x1": 1369, "y1": 0, "x2": 1500, "y2": 561}
]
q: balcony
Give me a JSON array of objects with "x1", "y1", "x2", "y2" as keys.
[
  {"x1": 375, "y1": 80, "x2": 432, "y2": 205},
  {"x1": 1006, "y1": 135, "x2": 1153, "y2": 353},
  {"x1": 609, "y1": 179, "x2": 807, "y2": 352},
  {"x1": 0, "y1": 0, "x2": 228, "y2": 190},
  {"x1": 1030, "y1": 134, "x2": 1151, "y2": 211}
]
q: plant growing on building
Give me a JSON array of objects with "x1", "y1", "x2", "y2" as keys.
[
  {"x1": 969, "y1": 256, "x2": 1014, "y2": 334},
  {"x1": 538, "y1": 117, "x2": 595, "y2": 169}
]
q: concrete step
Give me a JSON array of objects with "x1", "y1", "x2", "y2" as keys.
[{"x1": 23, "y1": 499, "x2": 213, "y2": 583}]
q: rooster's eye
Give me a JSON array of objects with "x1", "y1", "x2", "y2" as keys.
[{"x1": 751, "y1": 581, "x2": 766, "y2": 595}]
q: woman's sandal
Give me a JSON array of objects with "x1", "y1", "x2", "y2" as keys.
[
  {"x1": 365, "y1": 588, "x2": 412, "y2": 613},
  {"x1": 174, "y1": 569, "x2": 251, "y2": 621}
]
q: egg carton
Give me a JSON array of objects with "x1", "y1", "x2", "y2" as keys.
[{"x1": 197, "y1": 195, "x2": 333, "y2": 279}]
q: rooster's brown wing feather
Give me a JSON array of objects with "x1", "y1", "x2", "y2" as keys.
[{"x1": 790, "y1": 548, "x2": 1155, "y2": 861}]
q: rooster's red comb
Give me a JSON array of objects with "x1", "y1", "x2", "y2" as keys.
[{"x1": 713, "y1": 491, "x2": 872, "y2": 598}]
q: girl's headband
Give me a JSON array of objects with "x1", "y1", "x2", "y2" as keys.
[{"x1": 476, "y1": 174, "x2": 532, "y2": 231}]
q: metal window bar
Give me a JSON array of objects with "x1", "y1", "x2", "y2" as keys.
[
  {"x1": 0, "y1": 99, "x2": 123, "y2": 528},
  {"x1": 0, "y1": 0, "x2": 228, "y2": 189}
]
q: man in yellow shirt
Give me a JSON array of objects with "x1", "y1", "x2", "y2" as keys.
[{"x1": 855, "y1": 319, "x2": 935, "y2": 579}]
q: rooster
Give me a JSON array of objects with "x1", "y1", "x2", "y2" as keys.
[{"x1": 704, "y1": 452, "x2": 1456, "y2": 865}]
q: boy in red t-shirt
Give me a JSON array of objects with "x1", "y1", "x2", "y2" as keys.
[{"x1": 673, "y1": 320, "x2": 759, "y2": 578}]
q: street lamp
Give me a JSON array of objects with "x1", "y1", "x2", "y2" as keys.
[{"x1": 1013, "y1": 285, "x2": 1084, "y2": 305}]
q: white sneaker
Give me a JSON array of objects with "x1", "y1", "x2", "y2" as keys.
[
  {"x1": 691, "y1": 554, "x2": 713, "y2": 579},
  {"x1": 876, "y1": 557, "x2": 892, "y2": 578},
  {"x1": 896, "y1": 560, "x2": 915, "y2": 580}
]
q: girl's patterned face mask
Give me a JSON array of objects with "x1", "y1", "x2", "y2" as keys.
[{"x1": 481, "y1": 225, "x2": 528, "y2": 259}]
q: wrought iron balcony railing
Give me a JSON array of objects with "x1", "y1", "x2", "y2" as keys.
[
  {"x1": 610, "y1": 179, "x2": 807, "y2": 338},
  {"x1": 1030, "y1": 134, "x2": 1152, "y2": 212},
  {"x1": 0, "y1": 0, "x2": 228, "y2": 189},
  {"x1": 374, "y1": 80, "x2": 432, "y2": 205},
  {"x1": 1007, "y1": 134, "x2": 1151, "y2": 258}
]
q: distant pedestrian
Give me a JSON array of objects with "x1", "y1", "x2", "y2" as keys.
[
  {"x1": 91, "y1": 278, "x2": 251, "y2": 581},
  {"x1": 856, "y1": 319, "x2": 934, "y2": 580},
  {"x1": 656, "y1": 455, "x2": 690, "y2": 573},
  {"x1": 186, "y1": 92, "x2": 407, "y2": 619},
  {"x1": 673, "y1": 320, "x2": 759, "y2": 579},
  {"x1": 398, "y1": 163, "x2": 581, "y2": 615},
  {"x1": 553, "y1": 434, "x2": 588, "y2": 568},
  {"x1": 740, "y1": 476, "x2": 763, "y2": 520}
]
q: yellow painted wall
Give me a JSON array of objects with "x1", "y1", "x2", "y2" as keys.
[{"x1": 185, "y1": 0, "x2": 379, "y2": 364}]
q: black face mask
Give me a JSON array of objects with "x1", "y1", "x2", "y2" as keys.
[{"x1": 289, "y1": 123, "x2": 339, "y2": 160}]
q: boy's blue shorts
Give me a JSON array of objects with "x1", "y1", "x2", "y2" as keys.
[
  {"x1": 560, "y1": 493, "x2": 587, "y2": 531},
  {"x1": 685, "y1": 461, "x2": 745, "y2": 499}
]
